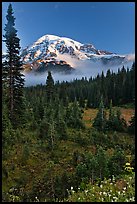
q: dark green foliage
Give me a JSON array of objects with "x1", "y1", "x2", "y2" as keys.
[
  {"x1": 55, "y1": 103, "x2": 68, "y2": 140},
  {"x1": 128, "y1": 114, "x2": 135, "y2": 134},
  {"x1": 54, "y1": 172, "x2": 70, "y2": 201},
  {"x1": 106, "y1": 102, "x2": 127, "y2": 132},
  {"x1": 3, "y1": 3, "x2": 25, "y2": 128},
  {"x1": 45, "y1": 71, "x2": 55, "y2": 102},
  {"x1": 90, "y1": 130, "x2": 109, "y2": 147},
  {"x1": 92, "y1": 97, "x2": 107, "y2": 131},
  {"x1": 93, "y1": 99, "x2": 127, "y2": 133},
  {"x1": 107, "y1": 148, "x2": 126, "y2": 176},
  {"x1": 21, "y1": 144, "x2": 30, "y2": 165},
  {"x1": 84, "y1": 153, "x2": 98, "y2": 183},
  {"x1": 65, "y1": 99, "x2": 85, "y2": 129},
  {"x1": 75, "y1": 148, "x2": 108, "y2": 183},
  {"x1": 96, "y1": 146, "x2": 109, "y2": 179}
]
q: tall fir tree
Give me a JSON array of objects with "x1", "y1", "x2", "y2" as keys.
[
  {"x1": 45, "y1": 71, "x2": 55, "y2": 102},
  {"x1": 93, "y1": 96, "x2": 107, "y2": 131},
  {"x1": 3, "y1": 3, "x2": 25, "y2": 127}
]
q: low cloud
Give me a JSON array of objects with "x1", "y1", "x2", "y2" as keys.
[
  {"x1": 125, "y1": 53, "x2": 135, "y2": 61},
  {"x1": 24, "y1": 55, "x2": 134, "y2": 87}
]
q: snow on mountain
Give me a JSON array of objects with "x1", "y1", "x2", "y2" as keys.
[{"x1": 21, "y1": 34, "x2": 134, "y2": 74}]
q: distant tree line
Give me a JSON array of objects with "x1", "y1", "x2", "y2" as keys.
[
  {"x1": 25, "y1": 63, "x2": 135, "y2": 110},
  {"x1": 55, "y1": 64, "x2": 135, "y2": 108}
]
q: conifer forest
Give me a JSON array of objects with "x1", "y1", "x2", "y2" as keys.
[{"x1": 2, "y1": 4, "x2": 135, "y2": 202}]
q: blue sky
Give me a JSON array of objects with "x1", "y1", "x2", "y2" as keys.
[{"x1": 2, "y1": 2, "x2": 135, "y2": 54}]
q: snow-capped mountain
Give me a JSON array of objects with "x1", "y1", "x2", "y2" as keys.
[{"x1": 21, "y1": 34, "x2": 134, "y2": 74}]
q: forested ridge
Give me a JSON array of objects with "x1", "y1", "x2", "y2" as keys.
[
  {"x1": 24, "y1": 62, "x2": 135, "y2": 109},
  {"x1": 2, "y1": 4, "x2": 135, "y2": 202}
]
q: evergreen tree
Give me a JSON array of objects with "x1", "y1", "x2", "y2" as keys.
[
  {"x1": 130, "y1": 62, "x2": 135, "y2": 102},
  {"x1": 106, "y1": 104, "x2": 127, "y2": 132},
  {"x1": 45, "y1": 71, "x2": 55, "y2": 102},
  {"x1": 107, "y1": 148, "x2": 125, "y2": 176},
  {"x1": 96, "y1": 147, "x2": 108, "y2": 179},
  {"x1": 93, "y1": 96, "x2": 107, "y2": 131},
  {"x1": 3, "y1": 3, "x2": 25, "y2": 127},
  {"x1": 65, "y1": 99, "x2": 84, "y2": 129},
  {"x1": 55, "y1": 103, "x2": 68, "y2": 140},
  {"x1": 128, "y1": 114, "x2": 135, "y2": 134},
  {"x1": 47, "y1": 114, "x2": 56, "y2": 150},
  {"x1": 85, "y1": 153, "x2": 98, "y2": 183},
  {"x1": 106, "y1": 99, "x2": 116, "y2": 131},
  {"x1": 115, "y1": 109, "x2": 127, "y2": 132}
]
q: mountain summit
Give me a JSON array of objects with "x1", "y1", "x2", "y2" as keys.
[{"x1": 21, "y1": 34, "x2": 134, "y2": 74}]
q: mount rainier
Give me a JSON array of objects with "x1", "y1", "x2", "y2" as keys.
[{"x1": 21, "y1": 34, "x2": 134, "y2": 76}]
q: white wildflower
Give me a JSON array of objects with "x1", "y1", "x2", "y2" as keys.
[
  {"x1": 130, "y1": 197, "x2": 135, "y2": 202},
  {"x1": 113, "y1": 196, "x2": 118, "y2": 201},
  {"x1": 122, "y1": 190, "x2": 125, "y2": 194},
  {"x1": 112, "y1": 175, "x2": 115, "y2": 181},
  {"x1": 118, "y1": 191, "x2": 121, "y2": 195},
  {"x1": 103, "y1": 191, "x2": 107, "y2": 196}
]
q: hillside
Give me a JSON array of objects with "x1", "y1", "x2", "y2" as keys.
[
  {"x1": 83, "y1": 108, "x2": 135, "y2": 128},
  {"x1": 2, "y1": 103, "x2": 135, "y2": 201}
]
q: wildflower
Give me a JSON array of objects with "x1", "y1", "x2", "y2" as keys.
[
  {"x1": 108, "y1": 178, "x2": 111, "y2": 182},
  {"x1": 35, "y1": 197, "x2": 39, "y2": 202},
  {"x1": 100, "y1": 184, "x2": 103, "y2": 188},
  {"x1": 71, "y1": 186, "x2": 73, "y2": 190},
  {"x1": 113, "y1": 196, "x2": 118, "y2": 201},
  {"x1": 112, "y1": 175, "x2": 115, "y2": 181},
  {"x1": 103, "y1": 191, "x2": 107, "y2": 196},
  {"x1": 130, "y1": 197, "x2": 135, "y2": 202}
]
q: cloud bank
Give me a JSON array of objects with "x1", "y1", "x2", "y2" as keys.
[{"x1": 24, "y1": 56, "x2": 134, "y2": 87}]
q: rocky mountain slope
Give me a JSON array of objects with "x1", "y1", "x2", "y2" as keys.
[{"x1": 21, "y1": 34, "x2": 133, "y2": 74}]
